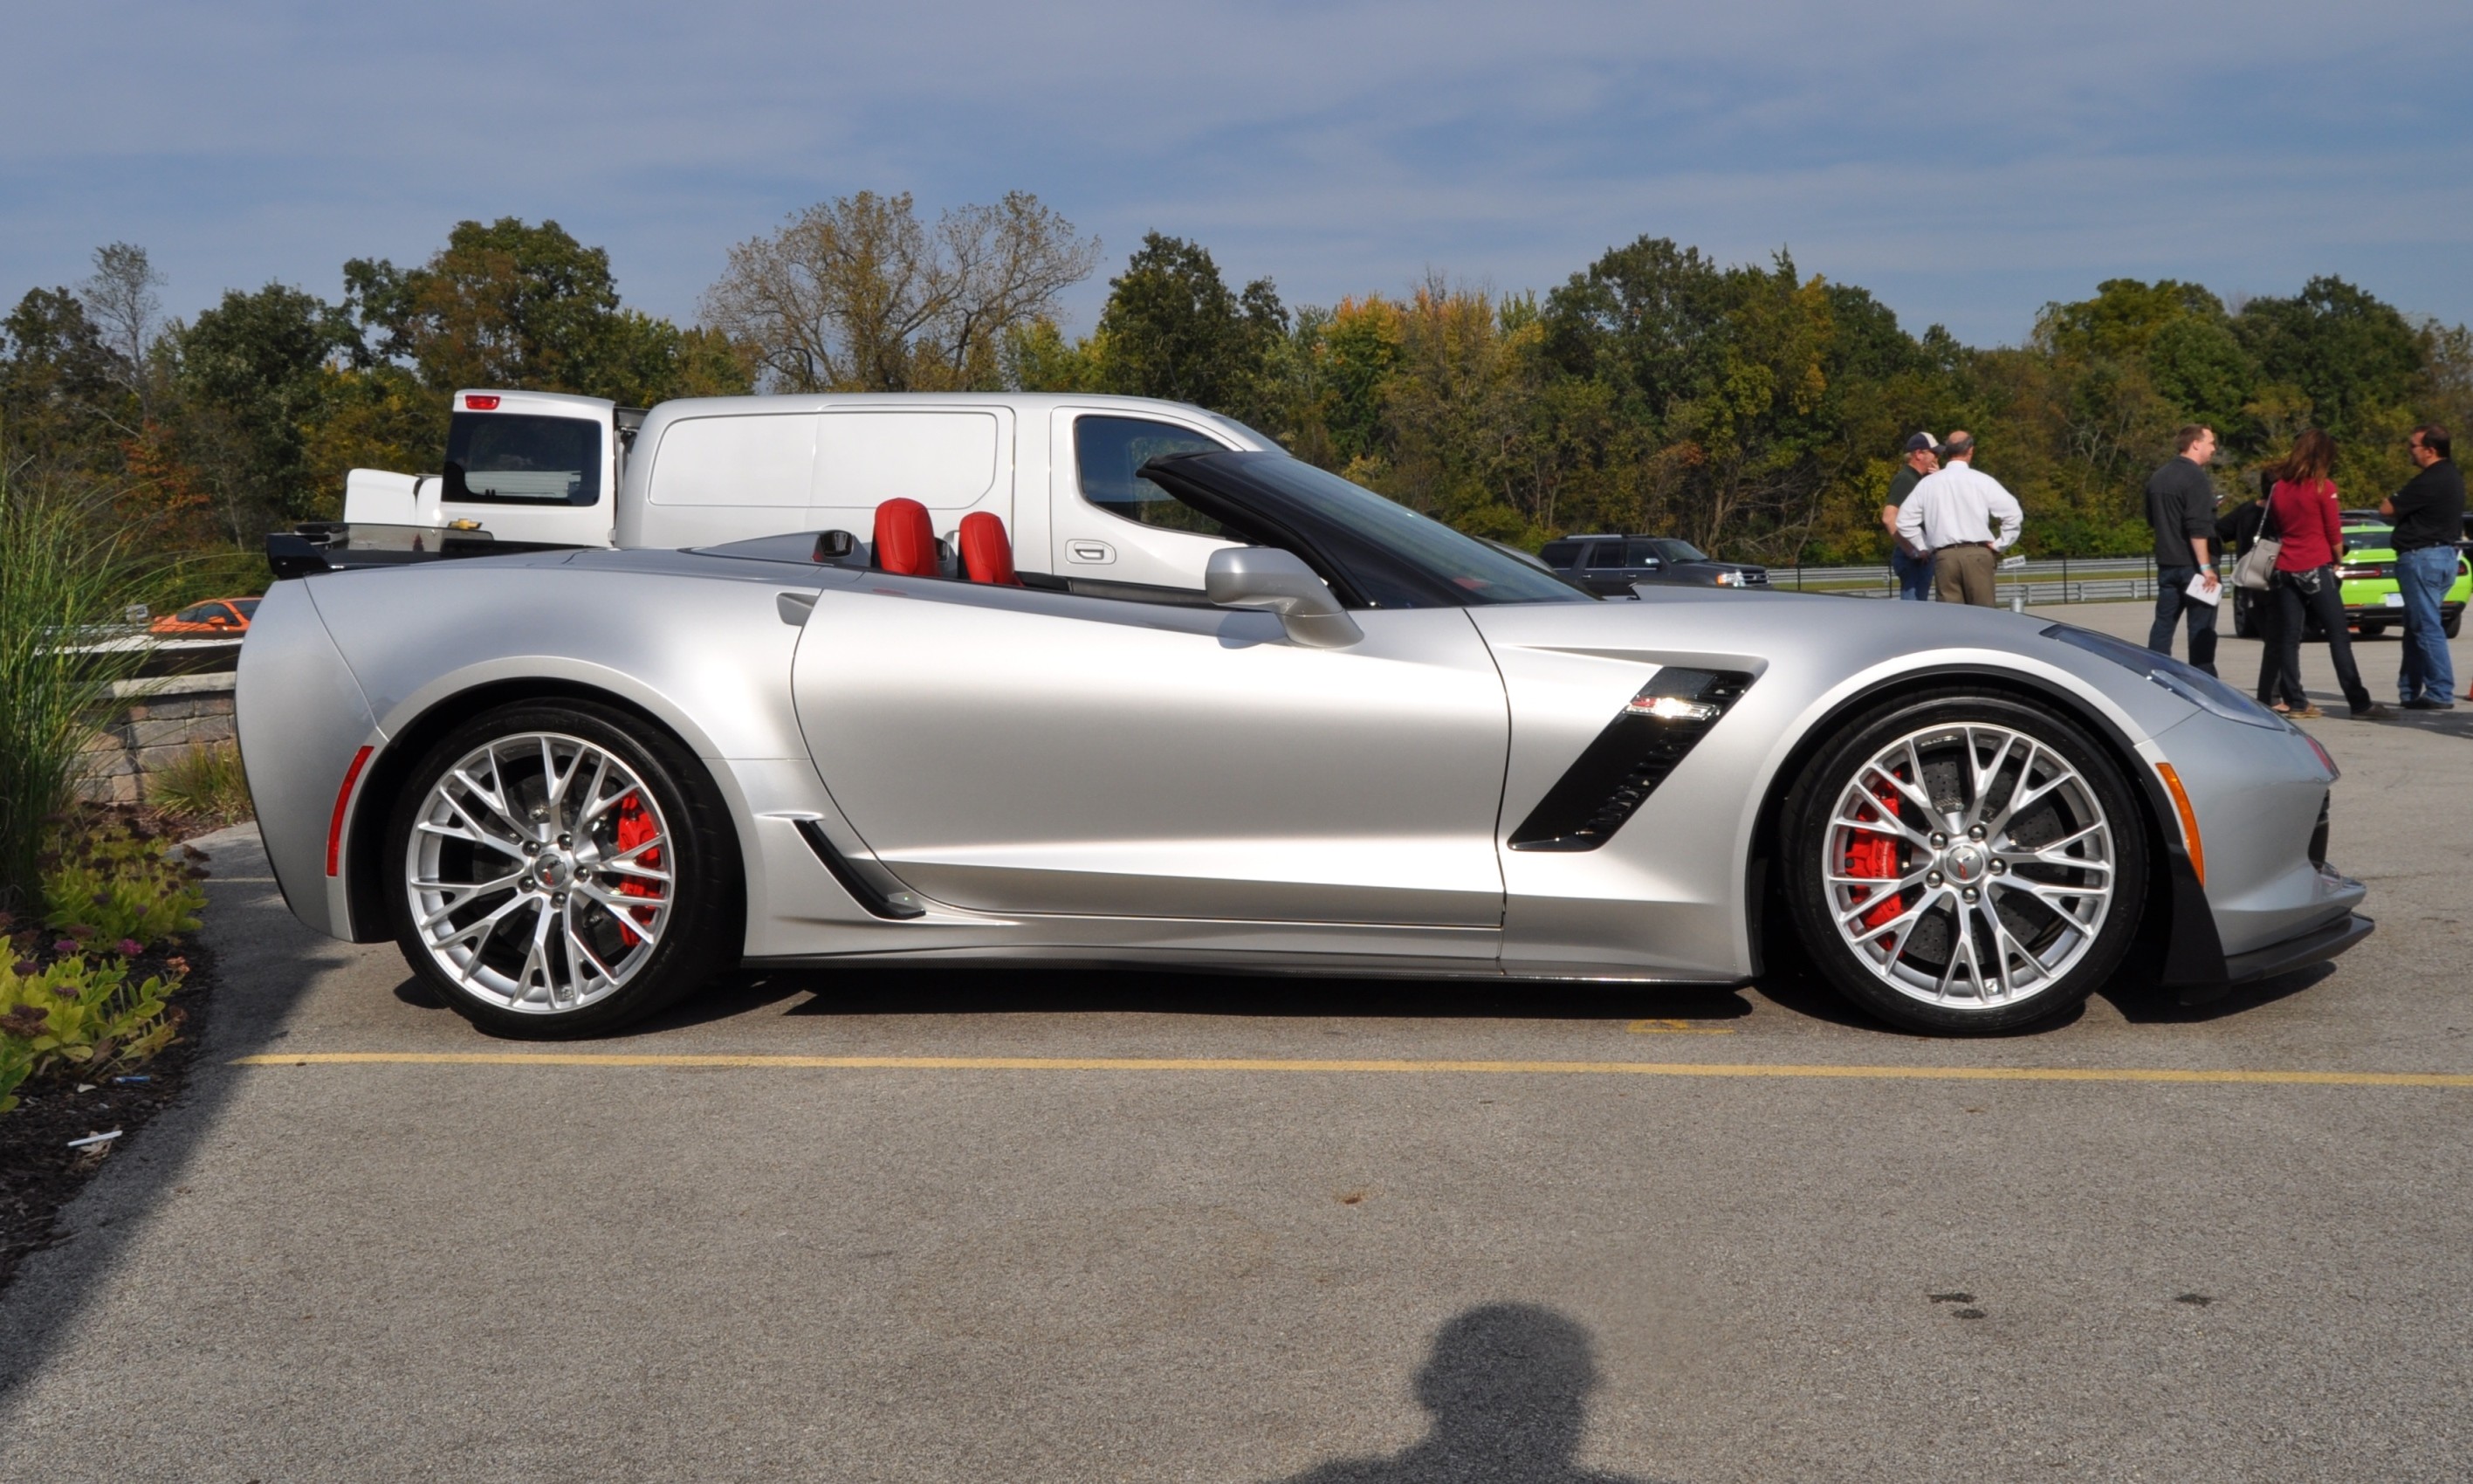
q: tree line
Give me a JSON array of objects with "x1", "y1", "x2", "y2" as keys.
[{"x1": 5, "y1": 192, "x2": 2468, "y2": 589}]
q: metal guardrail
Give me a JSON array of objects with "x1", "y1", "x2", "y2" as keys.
[{"x1": 1773, "y1": 556, "x2": 2165, "y2": 603}]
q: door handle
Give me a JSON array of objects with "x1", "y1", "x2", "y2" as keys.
[
  {"x1": 776, "y1": 590, "x2": 819, "y2": 626},
  {"x1": 1066, "y1": 539, "x2": 1115, "y2": 565}
]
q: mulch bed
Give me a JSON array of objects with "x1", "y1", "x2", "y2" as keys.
[{"x1": 1, "y1": 813, "x2": 230, "y2": 1300}]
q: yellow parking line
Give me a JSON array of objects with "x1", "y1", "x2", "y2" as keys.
[{"x1": 229, "y1": 1051, "x2": 2473, "y2": 1089}]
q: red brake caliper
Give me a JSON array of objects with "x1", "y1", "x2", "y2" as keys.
[
  {"x1": 1843, "y1": 780, "x2": 1906, "y2": 945},
  {"x1": 613, "y1": 791, "x2": 662, "y2": 946}
]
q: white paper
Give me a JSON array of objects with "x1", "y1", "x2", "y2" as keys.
[{"x1": 2186, "y1": 571, "x2": 2222, "y2": 607}]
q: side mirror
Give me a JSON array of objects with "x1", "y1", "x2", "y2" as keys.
[{"x1": 1205, "y1": 547, "x2": 1364, "y2": 649}]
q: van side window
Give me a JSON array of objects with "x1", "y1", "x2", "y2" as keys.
[{"x1": 1075, "y1": 417, "x2": 1227, "y2": 536}]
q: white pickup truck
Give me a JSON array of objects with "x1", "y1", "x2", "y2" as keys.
[{"x1": 273, "y1": 388, "x2": 1284, "y2": 594}]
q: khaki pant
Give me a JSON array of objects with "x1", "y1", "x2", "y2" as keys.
[{"x1": 1933, "y1": 543, "x2": 1997, "y2": 606}]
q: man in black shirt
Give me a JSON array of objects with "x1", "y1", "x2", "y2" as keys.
[
  {"x1": 2381, "y1": 423, "x2": 2464, "y2": 709},
  {"x1": 1879, "y1": 432, "x2": 1938, "y2": 600},
  {"x1": 2145, "y1": 424, "x2": 2222, "y2": 675}
]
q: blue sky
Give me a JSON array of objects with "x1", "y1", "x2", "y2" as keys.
[{"x1": 4, "y1": 0, "x2": 2468, "y2": 347}]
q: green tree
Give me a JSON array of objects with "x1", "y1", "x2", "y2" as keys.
[
  {"x1": 345, "y1": 217, "x2": 746, "y2": 406},
  {"x1": 174, "y1": 284, "x2": 357, "y2": 529},
  {"x1": 0, "y1": 288, "x2": 133, "y2": 468},
  {"x1": 1094, "y1": 233, "x2": 1288, "y2": 423}
]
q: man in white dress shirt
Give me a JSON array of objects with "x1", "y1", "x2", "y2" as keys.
[{"x1": 1894, "y1": 431, "x2": 2023, "y2": 607}]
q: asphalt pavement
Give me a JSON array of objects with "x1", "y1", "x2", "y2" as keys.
[{"x1": 2, "y1": 599, "x2": 2468, "y2": 1483}]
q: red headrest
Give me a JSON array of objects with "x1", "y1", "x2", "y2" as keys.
[
  {"x1": 958, "y1": 512, "x2": 1022, "y2": 587},
  {"x1": 872, "y1": 498, "x2": 938, "y2": 577}
]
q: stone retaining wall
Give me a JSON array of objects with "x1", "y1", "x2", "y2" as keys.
[{"x1": 74, "y1": 672, "x2": 237, "y2": 804}]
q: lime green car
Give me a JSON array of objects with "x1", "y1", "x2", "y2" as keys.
[{"x1": 2334, "y1": 525, "x2": 2469, "y2": 638}]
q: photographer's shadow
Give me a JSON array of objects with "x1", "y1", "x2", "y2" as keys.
[{"x1": 1273, "y1": 1304, "x2": 1673, "y2": 1484}]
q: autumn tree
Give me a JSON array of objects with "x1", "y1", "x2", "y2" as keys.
[{"x1": 704, "y1": 191, "x2": 1098, "y2": 393}]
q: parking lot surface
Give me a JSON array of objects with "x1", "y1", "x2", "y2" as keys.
[{"x1": 3, "y1": 601, "x2": 2469, "y2": 1483}]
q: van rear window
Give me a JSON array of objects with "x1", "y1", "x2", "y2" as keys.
[{"x1": 445, "y1": 413, "x2": 601, "y2": 506}]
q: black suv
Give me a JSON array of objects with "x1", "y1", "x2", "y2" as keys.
[{"x1": 1536, "y1": 535, "x2": 1771, "y2": 596}]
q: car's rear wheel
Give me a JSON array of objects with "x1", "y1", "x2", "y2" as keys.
[
  {"x1": 1782, "y1": 692, "x2": 2148, "y2": 1034},
  {"x1": 386, "y1": 701, "x2": 738, "y2": 1037}
]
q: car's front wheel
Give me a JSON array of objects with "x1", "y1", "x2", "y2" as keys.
[
  {"x1": 1781, "y1": 692, "x2": 2149, "y2": 1034},
  {"x1": 385, "y1": 701, "x2": 738, "y2": 1037}
]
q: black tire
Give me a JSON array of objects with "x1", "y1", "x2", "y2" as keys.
[
  {"x1": 2446, "y1": 610, "x2": 2462, "y2": 640},
  {"x1": 2356, "y1": 622, "x2": 2386, "y2": 639},
  {"x1": 2230, "y1": 589, "x2": 2257, "y2": 639},
  {"x1": 1779, "y1": 690, "x2": 2150, "y2": 1034},
  {"x1": 384, "y1": 700, "x2": 740, "y2": 1037}
]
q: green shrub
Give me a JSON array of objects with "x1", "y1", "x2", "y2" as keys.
[
  {"x1": 40, "y1": 819, "x2": 207, "y2": 950},
  {"x1": 0, "y1": 948, "x2": 183, "y2": 1096},
  {"x1": 152, "y1": 742, "x2": 253, "y2": 826},
  {"x1": 0, "y1": 1035, "x2": 29, "y2": 1115}
]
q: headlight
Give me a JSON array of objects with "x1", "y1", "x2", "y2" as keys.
[
  {"x1": 1714, "y1": 570, "x2": 1743, "y2": 587},
  {"x1": 2042, "y1": 623, "x2": 2289, "y2": 731}
]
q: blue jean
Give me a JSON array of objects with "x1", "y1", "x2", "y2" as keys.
[
  {"x1": 2394, "y1": 545, "x2": 2458, "y2": 703},
  {"x1": 1891, "y1": 547, "x2": 1933, "y2": 601},
  {"x1": 2148, "y1": 565, "x2": 2220, "y2": 676}
]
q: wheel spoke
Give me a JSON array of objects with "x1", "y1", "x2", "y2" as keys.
[
  {"x1": 1833, "y1": 797, "x2": 1935, "y2": 851},
  {"x1": 1958, "y1": 731, "x2": 2022, "y2": 831},
  {"x1": 412, "y1": 869, "x2": 526, "y2": 929},
  {"x1": 576, "y1": 881, "x2": 665, "y2": 946}
]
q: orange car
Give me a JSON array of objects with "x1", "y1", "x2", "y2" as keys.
[{"x1": 148, "y1": 596, "x2": 259, "y2": 636}]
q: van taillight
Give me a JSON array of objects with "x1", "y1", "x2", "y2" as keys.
[{"x1": 464, "y1": 394, "x2": 500, "y2": 410}]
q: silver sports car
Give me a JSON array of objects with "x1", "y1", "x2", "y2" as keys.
[{"x1": 237, "y1": 450, "x2": 2369, "y2": 1036}]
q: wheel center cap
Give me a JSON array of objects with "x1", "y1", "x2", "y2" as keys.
[
  {"x1": 1943, "y1": 844, "x2": 1986, "y2": 883},
  {"x1": 533, "y1": 851, "x2": 574, "y2": 890}
]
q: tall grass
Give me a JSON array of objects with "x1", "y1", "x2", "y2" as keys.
[
  {"x1": 0, "y1": 460, "x2": 146, "y2": 913},
  {"x1": 151, "y1": 741, "x2": 254, "y2": 826}
]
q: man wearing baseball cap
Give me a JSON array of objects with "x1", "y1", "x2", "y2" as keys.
[{"x1": 1879, "y1": 432, "x2": 1939, "y2": 600}]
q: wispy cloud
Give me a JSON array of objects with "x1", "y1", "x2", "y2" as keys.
[{"x1": 3, "y1": 0, "x2": 2465, "y2": 345}]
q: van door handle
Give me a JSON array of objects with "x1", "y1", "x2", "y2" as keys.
[{"x1": 1066, "y1": 539, "x2": 1115, "y2": 565}]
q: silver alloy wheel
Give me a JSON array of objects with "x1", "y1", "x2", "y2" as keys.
[
  {"x1": 403, "y1": 732, "x2": 674, "y2": 1013},
  {"x1": 1823, "y1": 722, "x2": 2115, "y2": 1011}
]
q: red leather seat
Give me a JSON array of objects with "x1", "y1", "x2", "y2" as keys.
[
  {"x1": 872, "y1": 498, "x2": 938, "y2": 577},
  {"x1": 958, "y1": 512, "x2": 1023, "y2": 587}
]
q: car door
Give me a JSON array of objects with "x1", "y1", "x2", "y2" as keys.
[
  {"x1": 1047, "y1": 409, "x2": 1242, "y2": 591},
  {"x1": 788, "y1": 579, "x2": 1511, "y2": 941},
  {"x1": 1577, "y1": 540, "x2": 1633, "y2": 595}
]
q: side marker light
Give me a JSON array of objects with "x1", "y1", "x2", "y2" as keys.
[
  {"x1": 2300, "y1": 732, "x2": 2339, "y2": 781},
  {"x1": 2154, "y1": 762, "x2": 2204, "y2": 887},
  {"x1": 1625, "y1": 694, "x2": 1722, "y2": 722},
  {"x1": 326, "y1": 745, "x2": 374, "y2": 876}
]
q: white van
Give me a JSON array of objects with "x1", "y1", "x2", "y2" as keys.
[{"x1": 329, "y1": 388, "x2": 1281, "y2": 592}]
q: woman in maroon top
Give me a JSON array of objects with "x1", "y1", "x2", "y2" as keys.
[{"x1": 2258, "y1": 429, "x2": 2388, "y2": 719}]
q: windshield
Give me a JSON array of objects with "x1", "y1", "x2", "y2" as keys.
[
  {"x1": 1652, "y1": 539, "x2": 1709, "y2": 563},
  {"x1": 2341, "y1": 526, "x2": 2394, "y2": 553},
  {"x1": 1140, "y1": 452, "x2": 1593, "y2": 608},
  {"x1": 445, "y1": 412, "x2": 602, "y2": 506}
]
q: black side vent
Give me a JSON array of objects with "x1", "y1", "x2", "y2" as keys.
[
  {"x1": 793, "y1": 819, "x2": 925, "y2": 919},
  {"x1": 2308, "y1": 795, "x2": 2330, "y2": 867},
  {"x1": 1507, "y1": 668, "x2": 1755, "y2": 852}
]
